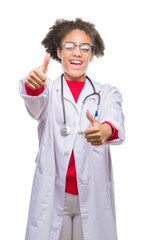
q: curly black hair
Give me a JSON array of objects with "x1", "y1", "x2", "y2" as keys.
[{"x1": 41, "y1": 18, "x2": 105, "y2": 62}]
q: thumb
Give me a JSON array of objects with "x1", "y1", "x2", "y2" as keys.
[
  {"x1": 86, "y1": 110, "x2": 100, "y2": 127},
  {"x1": 42, "y1": 53, "x2": 51, "y2": 74}
]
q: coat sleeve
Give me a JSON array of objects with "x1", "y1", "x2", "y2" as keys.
[
  {"x1": 19, "y1": 76, "x2": 52, "y2": 121},
  {"x1": 99, "y1": 84, "x2": 125, "y2": 145}
]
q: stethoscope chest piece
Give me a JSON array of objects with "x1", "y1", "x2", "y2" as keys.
[{"x1": 60, "y1": 125, "x2": 71, "y2": 136}]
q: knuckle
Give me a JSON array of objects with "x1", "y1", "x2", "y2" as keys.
[
  {"x1": 28, "y1": 77, "x2": 33, "y2": 83},
  {"x1": 33, "y1": 69, "x2": 40, "y2": 76},
  {"x1": 40, "y1": 81, "x2": 44, "y2": 86},
  {"x1": 30, "y1": 71, "x2": 35, "y2": 78},
  {"x1": 33, "y1": 69, "x2": 38, "y2": 74},
  {"x1": 42, "y1": 74, "x2": 47, "y2": 81},
  {"x1": 97, "y1": 132, "x2": 101, "y2": 138},
  {"x1": 100, "y1": 139, "x2": 104, "y2": 145},
  {"x1": 27, "y1": 78, "x2": 31, "y2": 84},
  {"x1": 29, "y1": 71, "x2": 35, "y2": 78}
]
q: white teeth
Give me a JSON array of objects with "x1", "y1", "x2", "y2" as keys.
[{"x1": 70, "y1": 60, "x2": 82, "y2": 64}]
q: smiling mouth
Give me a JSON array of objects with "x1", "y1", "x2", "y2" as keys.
[{"x1": 70, "y1": 60, "x2": 83, "y2": 65}]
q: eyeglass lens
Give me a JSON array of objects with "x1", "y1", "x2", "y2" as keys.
[{"x1": 63, "y1": 42, "x2": 92, "y2": 52}]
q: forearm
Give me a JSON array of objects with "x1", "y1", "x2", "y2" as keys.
[{"x1": 102, "y1": 121, "x2": 119, "y2": 141}]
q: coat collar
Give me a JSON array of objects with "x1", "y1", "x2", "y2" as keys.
[{"x1": 54, "y1": 75, "x2": 101, "y2": 113}]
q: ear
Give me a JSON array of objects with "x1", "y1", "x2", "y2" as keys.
[{"x1": 57, "y1": 47, "x2": 62, "y2": 60}]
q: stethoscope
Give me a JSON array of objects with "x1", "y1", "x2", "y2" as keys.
[{"x1": 60, "y1": 74, "x2": 100, "y2": 136}]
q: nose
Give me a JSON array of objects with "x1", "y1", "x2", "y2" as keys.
[{"x1": 73, "y1": 46, "x2": 82, "y2": 56}]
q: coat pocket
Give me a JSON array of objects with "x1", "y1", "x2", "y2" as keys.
[{"x1": 28, "y1": 173, "x2": 54, "y2": 222}]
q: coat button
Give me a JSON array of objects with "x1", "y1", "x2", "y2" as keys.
[
  {"x1": 80, "y1": 178, "x2": 87, "y2": 184},
  {"x1": 82, "y1": 180, "x2": 86, "y2": 184},
  {"x1": 64, "y1": 151, "x2": 69, "y2": 156}
]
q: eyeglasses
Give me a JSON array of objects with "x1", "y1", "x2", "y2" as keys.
[{"x1": 60, "y1": 42, "x2": 95, "y2": 53}]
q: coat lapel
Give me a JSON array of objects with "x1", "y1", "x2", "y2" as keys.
[
  {"x1": 54, "y1": 75, "x2": 101, "y2": 113},
  {"x1": 54, "y1": 75, "x2": 76, "y2": 107},
  {"x1": 76, "y1": 76, "x2": 101, "y2": 113}
]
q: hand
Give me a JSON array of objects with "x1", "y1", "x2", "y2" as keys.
[
  {"x1": 26, "y1": 53, "x2": 51, "y2": 90},
  {"x1": 84, "y1": 110, "x2": 113, "y2": 145}
]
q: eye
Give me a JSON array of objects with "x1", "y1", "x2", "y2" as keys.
[
  {"x1": 64, "y1": 42, "x2": 74, "y2": 50},
  {"x1": 80, "y1": 44, "x2": 90, "y2": 52}
]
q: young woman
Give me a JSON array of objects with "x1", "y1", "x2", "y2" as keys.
[{"x1": 20, "y1": 18, "x2": 125, "y2": 240}]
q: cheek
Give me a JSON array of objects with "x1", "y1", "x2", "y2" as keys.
[
  {"x1": 61, "y1": 53, "x2": 69, "y2": 68},
  {"x1": 87, "y1": 52, "x2": 93, "y2": 62},
  {"x1": 61, "y1": 59, "x2": 69, "y2": 71},
  {"x1": 84, "y1": 56, "x2": 91, "y2": 68}
]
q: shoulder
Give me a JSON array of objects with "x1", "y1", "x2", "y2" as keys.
[
  {"x1": 90, "y1": 78, "x2": 123, "y2": 102},
  {"x1": 90, "y1": 78, "x2": 122, "y2": 96}
]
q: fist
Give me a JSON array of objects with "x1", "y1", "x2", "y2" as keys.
[
  {"x1": 84, "y1": 110, "x2": 113, "y2": 145},
  {"x1": 26, "y1": 53, "x2": 51, "y2": 90}
]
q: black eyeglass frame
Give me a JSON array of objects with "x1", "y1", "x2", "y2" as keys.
[{"x1": 59, "y1": 42, "x2": 95, "y2": 52}]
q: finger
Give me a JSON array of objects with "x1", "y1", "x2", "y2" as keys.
[
  {"x1": 86, "y1": 110, "x2": 100, "y2": 126},
  {"x1": 91, "y1": 142, "x2": 104, "y2": 146},
  {"x1": 25, "y1": 80, "x2": 36, "y2": 90},
  {"x1": 30, "y1": 77, "x2": 43, "y2": 88},
  {"x1": 33, "y1": 69, "x2": 47, "y2": 82},
  {"x1": 87, "y1": 138, "x2": 101, "y2": 143},
  {"x1": 92, "y1": 138, "x2": 105, "y2": 145},
  {"x1": 85, "y1": 133, "x2": 100, "y2": 140},
  {"x1": 28, "y1": 77, "x2": 42, "y2": 89},
  {"x1": 86, "y1": 136, "x2": 103, "y2": 145},
  {"x1": 30, "y1": 72, "x2": 44, "y2": 86},
  {"x1": 84, "y1": 126, "x2": 99, "y2": 135},
  {"x1": 42, "y1": 53, "x2": 51, "y2": 74}
]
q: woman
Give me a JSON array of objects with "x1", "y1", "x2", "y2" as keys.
[{"x1": 20, "y1": 18, "x2": 125, "y2": 240}]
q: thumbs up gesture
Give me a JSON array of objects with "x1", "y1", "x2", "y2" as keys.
[
  {"x1": 26, "y1": 53, "x2": 51, "y2": 90},
  {"x1": 84, "y1": 110, "x2": 113, "y2": 145}
]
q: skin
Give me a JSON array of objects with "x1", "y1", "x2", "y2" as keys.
[
  {"x1": 26, "y1": 29, "x2": 112, "y2": 145},
  {"x1": 25, "y1": 54, "x2": 50, "y2": 90},
  {"x1": 85, "y1": 110, "x2": 112, "y2": 145},
  {"x1": 57, "y1": 29, "x2": 94, "y2": 82}
]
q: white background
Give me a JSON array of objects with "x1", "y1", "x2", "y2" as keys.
[{"x1": 0, "y1": 0, "x2": 145, "y2": 239}]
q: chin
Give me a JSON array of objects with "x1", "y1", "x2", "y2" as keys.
[{"x1": 65, "y1": 70, "x2": 86, "y2": 80}]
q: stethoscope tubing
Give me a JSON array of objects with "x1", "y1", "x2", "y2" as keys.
[
  {"x1": 60, "y1": 74, "x2": 100, "y2": 136},
  {"x1": 61, "y1": 74, "x2": 67, "y2": 125}
]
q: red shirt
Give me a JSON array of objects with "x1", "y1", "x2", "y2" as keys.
[{"x1": 25, "y1": 80, "x2": 118, "y2": 195}]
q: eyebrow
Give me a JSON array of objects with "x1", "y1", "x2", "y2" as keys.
[{"x1": 65, "y1": 41, "x2": 92, "y2": 45}]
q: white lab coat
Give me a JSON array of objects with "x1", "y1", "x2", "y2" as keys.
[{"x1": 20, "y1": 75, "x2": 125, "y2": 240}]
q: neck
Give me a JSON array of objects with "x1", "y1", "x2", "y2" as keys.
[{"x1": 64, "y1": 72, "x2": 86, "y2": 82}]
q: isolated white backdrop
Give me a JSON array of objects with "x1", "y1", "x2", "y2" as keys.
[{"x1": 0, "y1": 0, "x2": 145, "y2": 239}]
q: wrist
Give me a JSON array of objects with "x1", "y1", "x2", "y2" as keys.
[{"x1": 102, "y1": 123, "x2": 113, "y2": 140}]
